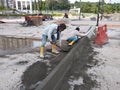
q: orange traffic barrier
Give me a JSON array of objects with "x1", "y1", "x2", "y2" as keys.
[{"x1": 94, "y1": 24, "x2": 108, "y2": 45}]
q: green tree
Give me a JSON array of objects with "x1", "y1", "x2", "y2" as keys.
[
  {"x1": 104, "y1": 4, "x2": 113, "y2": 13},
  {"x1": 45, "y1": 0, "x2": 70, "y2": 10},
  {"x1": 90, "y1": 3, "x2": 97, "y2": 13},
  {"x1": 56, "y1": 0, "x2": 70, "y2": 10},
  {"x1": 81, "y1": 2, "x2": 91, "y2": 13},
  {"x1": 74, "y1": 1, "x2": 80, "y2": 8},
  {"x1": 71, "y1": 1, "x2": 120, "y2": 14},
  {"x1": 0, "y1": 4, "x2": 4, "y2": 10},
  {"x1": 117, "y1": 4, "x2": 120, "y2": 13},
  {"x1": 113, "y1": 3, "x2": 120, "y2": 13}
]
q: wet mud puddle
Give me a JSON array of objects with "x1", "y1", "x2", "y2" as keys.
[{"x1": 0, "y1": 36, "x2": 40, "y2": 56}]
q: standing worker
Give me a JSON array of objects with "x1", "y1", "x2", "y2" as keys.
[
  {"x1": 24, "y1": 16, "x2": 32, "y2": 26},
  {"x1": 63, "y1": 13, "x2": 69, "y2": 18},
  {"x1": 40, "y1": 23, "x2": 66, "y2": 58}
]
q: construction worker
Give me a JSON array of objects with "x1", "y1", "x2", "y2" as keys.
[
  {"x1": 40, "y1": 23, "x2": 66, "y2": 58},
  {"x1": 24, "y1": 16, "x2": 32, "y2": 26},
  {"x1": 67, "y1": 27, "x2": 86, "y2": 46},
  {"x1": 63, "y1": 13, "x2": 69, "y2": 18}
]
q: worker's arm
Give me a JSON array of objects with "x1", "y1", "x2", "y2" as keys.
[
  {"x1": 75, "y1": 31, "x2": 86, "y2": 37},
  {"x1": 48, "y1": 24, "x2": 58, "y2": 42},
  {"x1": 56, "y1": 31, "x2": 62, "y2": 46},
  {"x1": 47, "y1": 26, "x2": 55, "y2": 42}
]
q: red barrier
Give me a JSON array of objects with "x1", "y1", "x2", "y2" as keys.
[{"x1": 94, "y1": 24, "x2": 108, "y2": 45}]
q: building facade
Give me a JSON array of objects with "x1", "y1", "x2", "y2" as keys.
[
  {"x1": 0, "y1": 0, "x2": 33, "y2": 14},
  {"x1": 15, "y1": 0, "x2": 33, "y2": 13}
]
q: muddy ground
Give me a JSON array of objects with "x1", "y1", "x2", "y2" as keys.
[
  {"x1": 20, "y1": 41, "x2": 71, "y2": 90},
  {"x1": 20, "y1": 38, "x2": 98, "y2": 90},
  {"x1": 0, "y1": 15, "x2": 120, "y2": 90},
  {"x1": 21, "y1": 53, "x2": 68, "y2": 90},
  {"x1": 57, "y1": 40, "x2": 98, "y2": 90}
]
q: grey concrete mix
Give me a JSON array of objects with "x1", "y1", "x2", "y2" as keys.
[{"x1": 19, "y1": 37, "x2": 97, "y2": 90}]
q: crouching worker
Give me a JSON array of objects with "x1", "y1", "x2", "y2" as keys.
[
  {"x1": 67, "y1": 27, "x2": 86, "y2": 46},
  {"x1": 40, "y1": 23, "x2": 66, "y2": 58}
]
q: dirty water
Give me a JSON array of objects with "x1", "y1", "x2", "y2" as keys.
[{"x1": 0, "y1": 36, "x2": 40, "y2": 56}]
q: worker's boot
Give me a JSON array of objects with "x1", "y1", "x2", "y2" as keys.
[
  {"x1": 52, "y1": 44, "x2": 59, "y2": 54},
  {"x1": 40, "y1": 46, "x2": 44, "y2": 58},
  {"x1": 68, "y1": 41, "x2": 74, "y2": 46}
]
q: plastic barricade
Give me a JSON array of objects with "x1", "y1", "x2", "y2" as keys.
[{"x1": 94, "y1": 24, "x2": 108, "y2": 45}]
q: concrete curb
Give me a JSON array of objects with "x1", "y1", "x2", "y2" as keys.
[{"x1": 35, "y1": 37, "x2": 90, "y2": 90}]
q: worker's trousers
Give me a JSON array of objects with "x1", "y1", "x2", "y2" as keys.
[
  {"x1": 67, "y1": 37, "x2": 78, "y2": 43},
  {"x1": 41, "y1": 34, "x2": 56, "y2": 46}
]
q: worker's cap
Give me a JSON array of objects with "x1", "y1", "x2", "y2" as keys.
[{"x1": 59, "y1": 23, "x2": 66, "y2": 29}]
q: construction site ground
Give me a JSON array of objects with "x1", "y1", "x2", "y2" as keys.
[{"x1": 0, "y1": 15, "x2": 120, "y2": 90}]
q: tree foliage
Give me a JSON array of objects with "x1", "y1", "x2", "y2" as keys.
[
  {"x1": 0, "y1": 3, "x2": 5, "y2": 10},
  {"x1": 37, "y1": 1, "x2": 120, "y2": 13},
  {"x1": 1, "y1": 0, "x2": 120, "y2": 14},
  {"x1": 44, "y1": 0, "x2": 70, "y2": 10},
  {"x1": 73, "y1": 1, "x2": 120, "y2": 14}
]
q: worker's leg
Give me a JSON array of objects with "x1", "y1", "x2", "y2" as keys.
[
  {"x1": 51, "y1": 35, "x2": 59, "y2": 54},
  {"x1": 67, "y1": 37, "x2": 75, "y2": 42},
  {"x1": 27, "y1": 19, "x2": 31, "y2": 26},
  {"x1": 40, "y1": 35, "x2": 47, "y2": 58},
  {"x1": 68, "y1": 37, "x2": 78, "y2": 46}
]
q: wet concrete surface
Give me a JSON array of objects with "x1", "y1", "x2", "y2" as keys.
[
  {"x1": 20, "y1": 38, "x2": 98, "y2": 90},
  {"x1": 20, "y1": 50, "x2": 70, "y2": 90},
  {"x1": 55, "y1": 39, "x2": 98, "y2": 90},
  {"x1": 21, "y1": 61, "x2": 48, "y2": 90}
]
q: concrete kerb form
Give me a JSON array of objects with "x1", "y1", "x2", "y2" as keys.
[
  {"x1": 35, "y1": 25, "x2": 97, "y2": 90},
  {"x1": 35, "y1": 37, "x2": 92, "y2": 90}
]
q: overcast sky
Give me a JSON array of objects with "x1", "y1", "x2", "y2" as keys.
[{"x1": 69, "y1": 0, "x2": 120, "y2": 3}]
